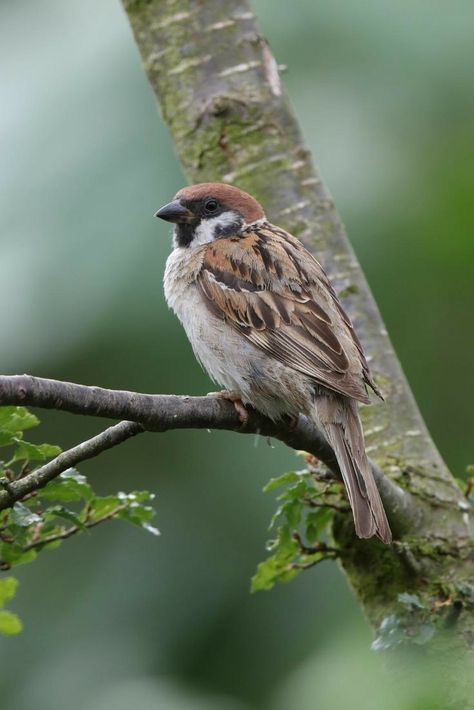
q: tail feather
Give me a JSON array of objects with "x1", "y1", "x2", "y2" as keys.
[{"x1": 314, "y1": 395, "x2": 392, "y2": 544}]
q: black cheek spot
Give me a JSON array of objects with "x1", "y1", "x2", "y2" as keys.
[{"x1": 214, "y1": 217, "x2": 244, "y2": 238}]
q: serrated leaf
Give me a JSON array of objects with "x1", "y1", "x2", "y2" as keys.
[
  {"x1": 251, "y1": 526, "x2": 299, "y2": 592},
  {"x1": 0, "y1": 610, "x2": 23, "y2": 635},
  {"x1": 268, "y1": 504, "x2": 284, "y2": 530},
  {"x1": 0, "y1": 542, "x2": 37, "y2": 567},
  {"x1": 39, "y1": 469, "x2": 93, "y2": 502},
  {"x1": 43, "y1": 506, "x2": 86, "y2": 531},
  {"x1": 305, "y1": 508, "x2": 333, "y2": 543},
  {"x1": 263, "y1": 472, "x2": 301, "y2": 493},
  {"x1": 88, "y1": 495, "x2": 122, "y2": 520},
  {"x1": 269, "y1": 495, "x2": 304, "y2": 529},
  {"x1": 0, "y1": 577, "x2": 18, "y2": 607},
  {"x1": 277, "y1": 526, "x2": 298, "y2": 555},
  {"x1": 277, "y1": 479, "x2": 309, "y2": 502},
  {"x1": 286, "y1": 499, "x2": 302, "y2": 528},
  {"x1": 0, "y1": 432, "x2": 18, "y2": 446},
  {"x1": 10, "y1": 502, "x2": 42, "y2": 527},
  {"x1": 60, "y1": 469, "x2": 87, "y2": 484},
  {"x1": 251, "y1": 557, "x2": 298, "y2": 592},
  {"x1": 118, "y1": 504, "x2": 159, "y2": 535},
  {"x1": 117, "y1": 490, "x2": 154, "y2": 504},
  {"x1": 0, "y1": 407, "x2": 39, "y2": 446},
  {"x1": 13, "y1": 440, "x2": 61, "y2": 463}
]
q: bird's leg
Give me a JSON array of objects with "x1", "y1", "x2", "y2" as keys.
[{"x1": 207, "y1": 390, "x2": 249, "y2": 424}]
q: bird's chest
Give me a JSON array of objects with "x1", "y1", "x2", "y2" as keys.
[
  {"x1": 163, "y1": 248, "x2": 240, "y2": 387},
  {"x1": 163, "y1": 247, "x2": 208, "y2": 336}
]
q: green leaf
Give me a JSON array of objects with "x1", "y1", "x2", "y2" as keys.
[
  {"x1": 118, "y1": 502, "x2": 160, "y2": 536},
  {"x1": 270, "y1": 497, "x2": 303, "y2": 530},
  {"x1": 12, "y1": 440, "x2": 61, "y2": 463},
  {"x1": 85, "y1": 491, "x2": 159, "y2": 535},
  {"x1": 0, "y1": 577, "x2": 19, "y2": 607},
  {"x1": 0, "y1": 610, "x2": 23, "y2": 635},
  {"x1": 10, "y1": 502, "x2": 42, "y2": 527},
  {"x1": 88, "y1": 495, "x2": 122, "y2": 520},
  {"x1": 251, "y1": 526, "x2": 299, "y2": 592},
  {"x1": 305, "y1": 508, "x2": 333, "y2": 543},
  {"x1": 0, "y1": 433, "x2": 14, "y2": 447},
  {"x1": 263, "y1": 471, "x2": 301, "y2": 493},
  {"x1": 251, "y1": 556, "x2": 299, "y2": 592},
  {"x1": 39, "y1": 469, "x2": 93, "y2": 502},
  {"x1": 42, "y1": 506, "x2": 86, "y2": 531},
  {"x1": 277, "y1": 479, "x2": 310, "y2": 502},
  {"x1": 117, "y1": 490, "x2": 155, "y2": 504},
  {"x1": 0, "y1": 407, "x2": 39, "y2": 446},
  {"x1": 0, "y1": 543, "x2": 37, "y2": 567},
  {"x1": 284, "y1": 498, "x2": 302, "y2": 528}
]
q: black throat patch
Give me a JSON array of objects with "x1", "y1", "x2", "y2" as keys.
[{"x1": 174, "y1": 222, "x2": 197, "y2": 248}]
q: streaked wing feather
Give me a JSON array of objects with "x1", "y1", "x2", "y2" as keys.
[{"x1": 196, "y1": 227, "x2": 372, "y2": 403}]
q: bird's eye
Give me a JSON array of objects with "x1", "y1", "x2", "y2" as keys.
[{"x1": 204, "y1": 199, "x2": 218, "y2": 214}]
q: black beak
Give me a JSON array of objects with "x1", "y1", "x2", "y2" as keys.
[{"x1": 154, "y1": 200, "x2": 194, "y2": 224}]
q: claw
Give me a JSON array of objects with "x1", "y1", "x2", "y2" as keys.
[{"x1": 208, "y1": 390, "x2": 249, "y2": 424}]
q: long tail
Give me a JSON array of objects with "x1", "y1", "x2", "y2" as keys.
[{"x1": 314, "y1": 394, "x2": 392, "y2": 544}]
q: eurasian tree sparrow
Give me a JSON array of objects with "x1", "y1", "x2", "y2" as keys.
[{"x1": 156, "y1": 183, "x2": 392, "y2": 544}]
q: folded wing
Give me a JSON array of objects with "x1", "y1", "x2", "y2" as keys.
[{"x1": 196, "y1": 224, "x2": 378, "y2": 403}]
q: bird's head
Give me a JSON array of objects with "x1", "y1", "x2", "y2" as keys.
[{"x1": 155, "y1": 183, "x2": 266, "y2": 248}]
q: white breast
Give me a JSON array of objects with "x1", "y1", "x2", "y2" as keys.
[
  {"x1": 163, "y1": 247, "x2": 311, "y2": 420},
  {"x1": 163, "y1": 247, "x2": 248, "y2": 392}
]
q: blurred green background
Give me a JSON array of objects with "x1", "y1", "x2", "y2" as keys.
[{"x1": 1, "y1": 1, "x2": 473, "y2": 708}]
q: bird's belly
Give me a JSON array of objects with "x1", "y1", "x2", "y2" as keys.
[
  {"x1": 169, "y1": 283, "x2": 254, "y2": 392},
  {"x1": 165, "y1": 279, "x2": 310, "y2": 420}
]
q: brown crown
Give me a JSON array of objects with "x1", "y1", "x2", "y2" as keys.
[{"x1": 176, "y1": 183, "x2": 265, "y2": 223}]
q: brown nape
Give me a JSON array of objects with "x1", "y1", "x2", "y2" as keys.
[{"x1": 176, "y1": 183, "x2": 266, "y2": 224}]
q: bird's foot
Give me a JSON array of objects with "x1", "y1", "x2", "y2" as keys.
[{"x1": 207, "y1": 390, "x2": 249, "y2": 424}]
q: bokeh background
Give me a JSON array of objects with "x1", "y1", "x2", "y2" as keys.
[{"x1": 1, "y1": 1, "x2": 473, "y2": 708}]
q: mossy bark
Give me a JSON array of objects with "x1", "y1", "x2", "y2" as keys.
[{"x1": 121, "y1": 0, "x2": 473, "y2": 657}]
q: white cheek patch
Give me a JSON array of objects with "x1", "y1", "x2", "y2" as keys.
[{"x1": 193, "y1": 211, "x2": 242, "y2": 246}]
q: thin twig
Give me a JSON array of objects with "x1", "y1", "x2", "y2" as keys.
[
  {"x1": 292, "y1": 532, "x2": 339, "y2": 557},
  {"x1": 0, "y1": 419, "x2": 144, "y2": 510},
  {"x1": 22, "y1": 503, "x2": 130, "y2": 551}
]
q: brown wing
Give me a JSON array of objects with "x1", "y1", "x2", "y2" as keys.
[{"x1": 196, "y1": 224, "x2": 377, "y2": 403}]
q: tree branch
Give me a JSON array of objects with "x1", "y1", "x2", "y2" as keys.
[
  {"x1": 0, "y1": 417, "x2": 143, "y2": 510},
  {"x1": 0, "y1": 374, "x2": 412, "y2": 533}
]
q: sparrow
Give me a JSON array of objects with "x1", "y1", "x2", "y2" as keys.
[{"x1": 156, "y1": 183, "x2": 392, "y2": 544}]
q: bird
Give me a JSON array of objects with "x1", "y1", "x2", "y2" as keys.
[{"x1": 155, "y1": 183, "x2": 392, "y2": 544}]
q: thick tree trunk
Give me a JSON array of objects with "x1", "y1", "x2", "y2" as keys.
[{"x1": 121, "y1": 0, "x2": 473, "y2": 658}]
